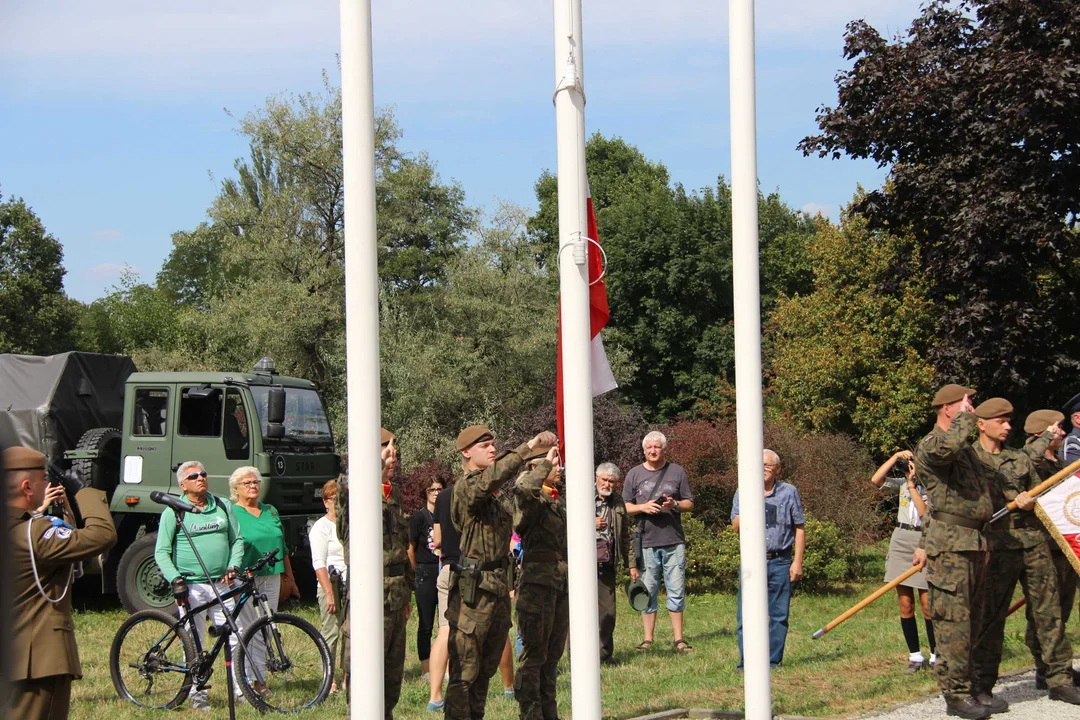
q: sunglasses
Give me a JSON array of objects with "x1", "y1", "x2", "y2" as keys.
[
  {"x1": 185, "y1": 471, "x2": 208, "y2": 481},
  {"x1": 427, "y1": 487, "x2": 443, "y2": 494}
]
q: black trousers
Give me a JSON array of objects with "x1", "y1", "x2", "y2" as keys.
[
  {"x1": 415, "y1": 562, "x2": 439, "y2": 662},
  {"x1": 598, "y1": 563, "x2": 618, "y2": 661}
]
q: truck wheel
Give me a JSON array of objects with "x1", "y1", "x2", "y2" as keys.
[
  {"x1": 117, "y1": 533, "x2": 176, "y2": 616},
  {"x1": 73, "y1": 427, "x2": 122, "y2": 500}
]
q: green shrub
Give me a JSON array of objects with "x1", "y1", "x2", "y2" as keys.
[{"x1": 683, "y1": 515, "x2": 859, "y2": 595}]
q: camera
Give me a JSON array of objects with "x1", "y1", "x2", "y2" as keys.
[{"x1": 894, "y1": 457, "x2": 910, "y2": 474}]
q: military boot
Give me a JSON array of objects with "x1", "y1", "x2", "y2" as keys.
[
  {"x1": 1049, "y1": 685, "x2": 1080, "y2": 704},
  {"x1": 1035, "y1": 670, "x2": 1047, "y2": 690},
  {"x1": 973, "y1": 692, "x2": 1008, "y2": 714},
  {"x1": 945, "y1": 697, "x2": 991, "y2": 719}
]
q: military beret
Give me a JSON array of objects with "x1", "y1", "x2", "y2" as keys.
[
  {"x1": 457, "y1": 425, "x2": 493, "y2": 452},
  {"x1": 974, "y1": 397, "x2": 1013, "y2": 419},
  {"x1": 932, "y1": 384, "x2": 976, "y2": 407},
  {"x1": 381, "y1": 428, "x2": 395, "y2": 446},
  {"x1": 2, "y1": 446, "x2": 46, "y2": 471},
  {"x1": 1025, "y1": 409, "x2": 1064, "y2": 435},
  {"x1": 523, "y1": 445, "x2": 554, "y2": 463}
]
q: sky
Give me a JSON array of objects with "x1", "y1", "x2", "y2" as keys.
[{"x1": 0, "y1": 0, "x2": 926, "y2": 304}]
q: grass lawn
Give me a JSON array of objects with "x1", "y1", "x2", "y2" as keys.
[{"x1": 68, "y1": 582, "x2": 1072, "y2": 720}]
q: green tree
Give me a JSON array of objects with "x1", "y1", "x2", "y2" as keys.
[
  {"x1": 96, "y1": 269, "x2": 185, "y2": 354},
  {"x1": 766, "y1": 208, "x2": 936, "y2": 453},
  {"x1": 0, "y1": 191, "x2": 75, "y2": 354},
  {"x1": 800, "y1": 0, "x2": 1080, "y2": 409}
]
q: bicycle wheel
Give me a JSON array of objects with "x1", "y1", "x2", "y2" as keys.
[
  {"x1": 110, "y1": 608, "x2": 196, "y2": 709},
  {"x1": 235, "y1": 612, "x2": 332, "y2": 712}
]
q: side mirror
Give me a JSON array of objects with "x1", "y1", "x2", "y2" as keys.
[
  {"x1": 266, "y1": 423, "x2": 286, "y2": 440},
  {"x1": 267, "y1": 387, "x2": 286, "y2": 424}
]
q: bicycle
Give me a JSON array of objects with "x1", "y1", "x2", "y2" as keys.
[{"x1": 109, "y1": 547, "x2": 332, "y2": 713}]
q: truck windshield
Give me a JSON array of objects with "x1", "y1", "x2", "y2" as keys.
[{"x1": 250, "y1": 387, "x2": 333, "y2": 449}]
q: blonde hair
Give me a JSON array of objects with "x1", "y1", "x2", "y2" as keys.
[{"x1": 228, "y1": 466, "x2": 261, "y2": 502}]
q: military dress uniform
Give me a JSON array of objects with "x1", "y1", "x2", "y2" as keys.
[
  {"x1": 7, "y1": 448, "x2": 117, "y2": 720},
  {"x1": 513, "y1": 453, "x2": 568, "y2": 720},
  {"x1": 913, "y1": 406, "x2": 993, "y2": 704},
  {"x1": 446, "y1": 430, "x2": 531, "y2": 720}
]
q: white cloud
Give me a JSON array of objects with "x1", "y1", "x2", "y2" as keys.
[{"x1": 84, "y1": 262, "x2": 138, "y2": 281}]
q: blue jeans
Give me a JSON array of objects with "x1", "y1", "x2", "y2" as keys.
[
  {"x1": 641, "y1": 543, "x2": 687, "y2": 614},
  {"x1": 737, "y1": 555, "x2": 792, "y2": 667}
]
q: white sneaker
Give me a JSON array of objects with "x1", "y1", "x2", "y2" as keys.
[
  {"x1": 421, "y1": 672, "x2": 431, "y2": 682},
  {"x1": 190, "y1": 690, "x2": 211, "y2": 712}
]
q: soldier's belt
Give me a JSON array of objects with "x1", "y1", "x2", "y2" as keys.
[
  {"x1": 931, "y1": 511, "x2": 985, "y2": 530},
  {"x1": 522, "y1": 551, "x2": 563, "y2": 564},
  {"x1": 452, "y1": 555, "x2": 511, "y2": 573},
  {"x1": 1006, "y1": 514, "x2": 1039, "y2": 530},
  {"x1": 386, "y1": 563, "x2": 407, "y2": 577}
]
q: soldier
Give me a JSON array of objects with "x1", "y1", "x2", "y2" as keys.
[
  {"x1": 446, "y1": 425, "x2": 557, "y2": 720},
  {"x1": 335, "y1": 428, "x2": 413, "y2": 720},
  {"x1": 1019, "y1": 409, "x2": 1078, "y2": 690},
  {"x1": 513, "y1": 444, "x2": 567, "y2": 720},
  {"x1": 910, "y1": 384, "x2": 994, "y2": 720},
  {"x1": 7, "y1": 446, "x2": 117, "y2": 719}
]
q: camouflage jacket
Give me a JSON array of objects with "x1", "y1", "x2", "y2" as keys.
[
  {"x1": 335, "y1": 474, "x2": 413, "y2": 613},
  {"x1": 451, "y1": 442, "x2": 530, "y2": 599},
  {"x1": 513, "y1": 460, "x2": 567, "y2": 591},
  {"x1": 976, "y1": 444, "x2": 1046, "y2": 550},
  {"x1": 914, "y1": 412, "x2": 992, "y2": 554},
  {"x1": 1023, "y1": 434, "x2": 1064, "y2": 482}
]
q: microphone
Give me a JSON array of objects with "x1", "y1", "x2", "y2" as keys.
[{"x1": 150, "y1": 491, "x2": 196, "y2": 514}]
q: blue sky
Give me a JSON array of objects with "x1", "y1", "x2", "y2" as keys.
[{"x1": 1, "y1": 0, "x2": 924, "y2": 304}]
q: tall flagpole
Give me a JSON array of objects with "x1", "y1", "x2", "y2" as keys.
[
  {"x1": 339, "y1": 0, "x2": 385, "y2": 717},
  {"x1": 729, "y1": 0, "x2": 772, "y2": 718},
  {"x1": 552, "y1": 0, "x2": 602, "y2": 717}
]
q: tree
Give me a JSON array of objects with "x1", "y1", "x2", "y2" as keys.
[
  {"x1": 766, "y1": 208, "x2": 937, "y2": 453},
  {"x1": 800, "y1": 0, "x2": 1080, "y2": 409},
  {"x1": 0, "y1": 191, "x2": 75, "y2": 354}
]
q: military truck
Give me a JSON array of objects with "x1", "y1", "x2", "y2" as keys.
[{"x1": 0, "y1": 352, "x2": 339, "y2": 613}]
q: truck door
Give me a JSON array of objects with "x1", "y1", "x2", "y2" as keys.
[{"x1": 171, "y1": 385, "x2": 249, "y2": 499}]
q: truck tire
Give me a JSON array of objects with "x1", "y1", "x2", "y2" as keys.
[
  {"x1": 73, "y1": 427, "x2": 122, "y2": 500},
  {"x1": 117, "y1": 532, "x2": 176, "y2": 616}
]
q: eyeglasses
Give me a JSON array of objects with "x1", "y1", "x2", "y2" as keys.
[
  {"x1": 185, "y1": 471, "x2": 208, "y2": 481},
  {"x1": 427, "y1": 488, "x2": 442, "y2": 494},
  {"x1": 239, "y1": 480, "x2": 261, "y2": 487}
]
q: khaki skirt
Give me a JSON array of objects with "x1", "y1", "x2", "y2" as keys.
[{"x1": 884, "y1": 527, "x2": 928, "y2": 590}]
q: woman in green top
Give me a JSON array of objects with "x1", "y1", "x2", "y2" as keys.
[{"x1": 230, "y1": 466, "x2": 300, "y2": 696}]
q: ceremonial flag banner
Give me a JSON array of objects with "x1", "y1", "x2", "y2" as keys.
[
  {"x1": 1035, "y1": 471, "x2": 1080, "y2": 575},
  {"x1": 556, "y1": 181, "x2": 616, "y2": 447}
]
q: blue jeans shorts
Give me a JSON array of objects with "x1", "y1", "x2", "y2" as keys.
[{"x1": 641, "y1": 543, "x2": 687, "y2": 614}]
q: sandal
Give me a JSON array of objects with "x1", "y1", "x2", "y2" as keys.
[
  {"x1": 635, "y1": 640, "x2": 654, "y2": 652},
  {"x1": 674, "y1": 639, "x2": 694, "y2": 654}
]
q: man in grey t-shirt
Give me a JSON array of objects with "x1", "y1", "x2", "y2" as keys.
[{"x1": 624, "y1": 431, "x2": 695, "y2": 654}]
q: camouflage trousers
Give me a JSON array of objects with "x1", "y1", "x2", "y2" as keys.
[
  {"x1": 1025, "y1": 546, "x2": 1078, "y2": 673},
  {"x1": 340, "y1": 602, "x2": 409, "y2": 719},
  {"x1": 514, "y1": 582, "x2": 569, "y2": 720},
  {"x1": 926, "y1": 550, "x2": 987, "y2": 702},
  {"x1": 445, "y1": 586, "x2": 513, "y2": 720},
  {"x1": 973, "y1": 542, "x2": 1072, "y2": 691}
]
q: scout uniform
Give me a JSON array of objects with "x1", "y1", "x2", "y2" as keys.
[
  {"x1": 446, "y1": 425, "x2": 530, "y2": 720},
  {"x1": 912, "y1": 384, "x2": 992, "y2": 712},
  {"x1": 335, "y1": 428, "x2": 413, "y2": 719},
  {"x1": 6, "y1": 447, "x2": 118, "y2": 720},
  {"x1": 969, "y1": 399, "x2": 1078, "y2": 705},
  {"x1": 512, "y1": 448, "x2": 568, "y2": 720}
]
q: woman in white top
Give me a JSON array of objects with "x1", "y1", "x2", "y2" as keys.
[
  {"x1": 309, "y1": 478, "x2": 347, "y2": 693},
  {"x1": 872, "y1": 450, "x2": 935, "y2": 675}
]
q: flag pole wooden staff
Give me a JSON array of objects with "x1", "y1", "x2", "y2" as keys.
[
  {"x1": 1007, "y1": 597, "x2": 1026, "y2": 617},
  {"x1": 987, "y1": 459, "x2": 1080, "y2": 524},
  {"x1": 813, "y1": 565, "x2": 921, "y2": 639}
]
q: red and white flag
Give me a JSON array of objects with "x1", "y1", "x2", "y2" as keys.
[
  {"x1": 1035, "y1": 471, "x2": 1080, "y2": 575},
  {"x1": 556, "y1": 181, "x2": 617, "y2": 448}
]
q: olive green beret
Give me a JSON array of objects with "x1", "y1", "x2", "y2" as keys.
[
  {"x1": 456, "y1": 425, "x2": 493, "y2": 452},
  {"x1": 2, "y1": 446, "x2": 46, "y2": 471},
  {"x1": 1024, "y1": 409, "x2": 1064, "y2": 435},
  {"x1": 974, "y1": 397, "x2": 1013, "y2": 419},
  {"x1": 523, "y1": 445, "x2": 554, "y2": 463},
  {"x1": 932, "y1": 383, "x2": 976, "y2": 407},
  {"x1": 381, "y1": 428, "x2": 395, "y2": 446}
]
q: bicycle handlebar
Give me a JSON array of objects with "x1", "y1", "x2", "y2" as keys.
[{"x1": 243, "y1": 548, "x2": 281, "y2": 576}]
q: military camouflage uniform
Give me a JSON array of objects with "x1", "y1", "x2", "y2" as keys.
[
  {"x1": 512, "y1": 460, "x2": 568, "y2": 720},
  {"x1": 913, "y1": 412, "x2": 993, "y2": 702},
  {"x1": 971, "y1": 438, "x2": 1072, "y2": 693},
  {"x1": 446, "y1": 443, "x2": 530, "y2": 720},
  {"x1": 1019, "y1": 435, "x2": 1077, "y2": 679},
  {"x1": 335, "y1": 474, "x2": 414, "y2": 719}
]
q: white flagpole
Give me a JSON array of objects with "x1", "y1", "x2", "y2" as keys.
[
  {"x1": 552, "y1": 0, "x2": 602, "y2": 717},
  {"x1": 339, "y1": 0, "x2": 385, "y2": 717},
  {"x1": 729, "y1": 0, "x2": 772, "y2": 718}
]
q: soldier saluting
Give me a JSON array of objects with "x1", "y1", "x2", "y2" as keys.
[
  {"x1": 6, "y1": 446, "x2": 117, "y2": 720},
  {"x1": 445, "y1": 426, "x2": 557, "y2": 720}
]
